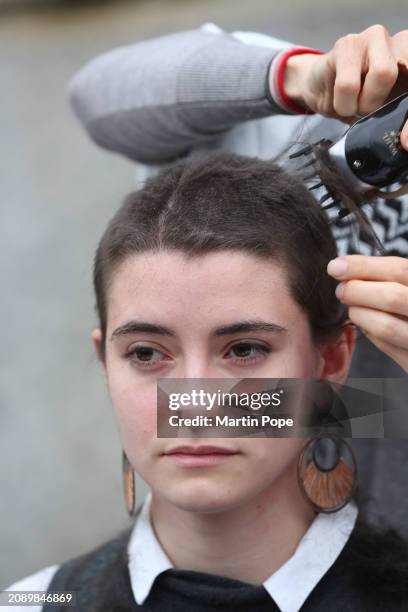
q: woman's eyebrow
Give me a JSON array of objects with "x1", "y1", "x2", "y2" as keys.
[
  {"x1": 212, "y1": 320, "x2": 287, "y2": 336},
  {"x1": 110, "y1": 321, "x2": 176, "y2": 341},
  {"x1": 110, "y1": 319, "x2": 287, "y2": 342}
]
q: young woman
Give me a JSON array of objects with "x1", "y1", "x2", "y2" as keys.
[{"x1": 6, "y1": 153, "x2": 408, "y2": 611}]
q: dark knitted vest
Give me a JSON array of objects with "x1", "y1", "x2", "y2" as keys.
[{"x1": 43, "y1": 513, "x2": 408, "y2": 612}]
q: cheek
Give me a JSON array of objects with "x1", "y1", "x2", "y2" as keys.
[
  {"x1": 107, "y1": 362, "x2": 157, "y2": 458},
  {"x1": 237, "y1": 438, "x2": 305, "y2": 498},
  {"x1": 248, "y1": 438, "x2": 303, "y2": 470}
]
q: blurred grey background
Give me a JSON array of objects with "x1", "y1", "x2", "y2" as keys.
[{"x1": 1, "y1": 0, "x2": 408, "y2": 588}]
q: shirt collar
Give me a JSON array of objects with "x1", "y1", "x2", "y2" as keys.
[
  {"x1": 128, "y1": 491, "x2": 173, "y2": 605},
  {"x1": 264, "y1": 500, "x2": 358, "y2": 611},
  {"x1": 128, "y1": 491, "x2": 358, "y2": 611}
]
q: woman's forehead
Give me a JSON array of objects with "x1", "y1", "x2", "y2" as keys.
[
  {"x1": 109, "y1": 250, "x2": 290, "y2": 301},
  {"x1": 106, "y1": 250, "x2": 303, "y2": 335}
]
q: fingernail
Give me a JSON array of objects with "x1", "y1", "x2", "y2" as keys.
[
  {"x1": 335, "y1": 281, "x2": 346, "y2": 299},
  {"x1": 327, "y1": 258, "x2": 348, "y2": 277}
]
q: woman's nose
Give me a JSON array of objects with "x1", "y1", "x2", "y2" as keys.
[{"x1": 174, "y1": 357, "x2": 222, "y2": 380}]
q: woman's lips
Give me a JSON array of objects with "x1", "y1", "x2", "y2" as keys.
[{"x1": 163, "y1": 445, "x2": 239, "y2": 467}]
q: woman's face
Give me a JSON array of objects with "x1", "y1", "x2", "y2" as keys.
[{"x1": 93, "y1": 249, "x2": 354, "y2": 513}]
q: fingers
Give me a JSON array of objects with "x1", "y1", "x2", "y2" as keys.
[
  {"x1": 327, "y1": 255, "x2": 408, "y2": 285},
  {"x1": 358, "y1": 25, "x2": 399, "y2": 113},
  {"x1": 360, "y1": 328, "x2": 408, "y2": 371},
  {"x1": 329, "y1": 25, "x2": 402, "y2": 118},
  {"x1": 390, "y1": 29, "x2": 408, "y2": 72},
  {"x1": 348, "y1": 305, "x2": 408, "y2": 351},
  {"x1": 391, "y1": 30, "x2": 408, "y2": 151},
  {"x1": 327, "y1": 256, "x2": 408, "y2": 373},
  {"x1": 335, "y1": 280, "x2": 408, "y2": 318},
  {"x1": 330, "y1": 34, "x2": 364, "y2": 116}
]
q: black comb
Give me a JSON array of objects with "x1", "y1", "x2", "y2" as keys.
[{"x1": 289, "y1": 138, "x2": 352, "y2": 222}]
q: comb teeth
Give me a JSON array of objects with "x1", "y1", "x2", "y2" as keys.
[
  {"x1": 317, "y1": 188, "x2": 352, "y2": 219},
  {"x1": 319, "y1": 192, "x2": 332, "y2": 205},
  {"x1": 302, "y1": 172, "x2": 319, "y2": 182},
  {"x1": 309, "y1": 181, "x2": 324, "y2": 191},
  {"x1": 289, "y1": 138, "x2": 333, "y2": 160},
  {"x1": 337, "y1": 208, "x2": 351, "y2": 219},
  {"x1": 321, "y1": 201, "x2": 338, "y2": 210},
  {"x1": 289, "y1": 138, "x2": 350, "y2": 220},
  {"x1": 289, "y1": 144, "x2": 313, "y2": 159}
]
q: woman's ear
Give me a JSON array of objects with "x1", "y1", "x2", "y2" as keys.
[
  {"x1": 317, "y1": 321, "x2": 356, "y2": 383},
  {"x1": 91, "y1": 328, "x2": 108, "y2": 380}
]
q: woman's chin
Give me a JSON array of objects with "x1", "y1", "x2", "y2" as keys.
[{"x1": 157, "y1": 479, "x2": 252, "y2": 514}]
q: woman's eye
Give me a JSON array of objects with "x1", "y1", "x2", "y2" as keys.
[
  {"x1": 125, "y1": 346, "x2": 168, "y2": 368},
  {"x1": 226, "y1": 342, "x2": 271, "y2": 365}
]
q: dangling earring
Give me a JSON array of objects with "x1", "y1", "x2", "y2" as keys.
[
  {"x1": 297, "y1": 433, "x2": 357, "y2": 513},
  {"x1": 122, "y1": 450, "x2": 136, "y2": 517}
]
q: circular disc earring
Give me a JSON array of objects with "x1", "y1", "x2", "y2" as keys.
[
  {"x1": 297, "y1": 433, "x2": 358, "y2": 513},
  {"x1": 122, "y1": 450, "x2": 136, "y2": 517}
]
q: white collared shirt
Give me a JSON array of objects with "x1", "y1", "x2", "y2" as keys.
[
  {"x1": 128, "y1": 491, "x2": 357, "y2": 612},
  {"x1": 6, "y1": 491, "x2": 358, "y2": 612}
]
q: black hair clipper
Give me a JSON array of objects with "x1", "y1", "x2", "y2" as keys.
[{"x1": 290, "y1": 91, "x2": 408, "y2": 220}]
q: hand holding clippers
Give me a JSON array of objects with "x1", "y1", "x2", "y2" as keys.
[{"x1": 290, "y1": 92, "x2": 408, "y2": 221}]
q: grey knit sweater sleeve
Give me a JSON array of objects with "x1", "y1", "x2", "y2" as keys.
[{"x1": 68, "y1": 28, "x2": 289, "y2": 163}]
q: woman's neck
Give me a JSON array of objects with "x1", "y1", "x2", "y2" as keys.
[{"x1": 149, "y1": 462, "x2": 316, "y2": 585}]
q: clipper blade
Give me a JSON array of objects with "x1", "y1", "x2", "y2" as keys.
[{"x1": 289, "y1": 138, "x2": 352, "y2": 222}]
